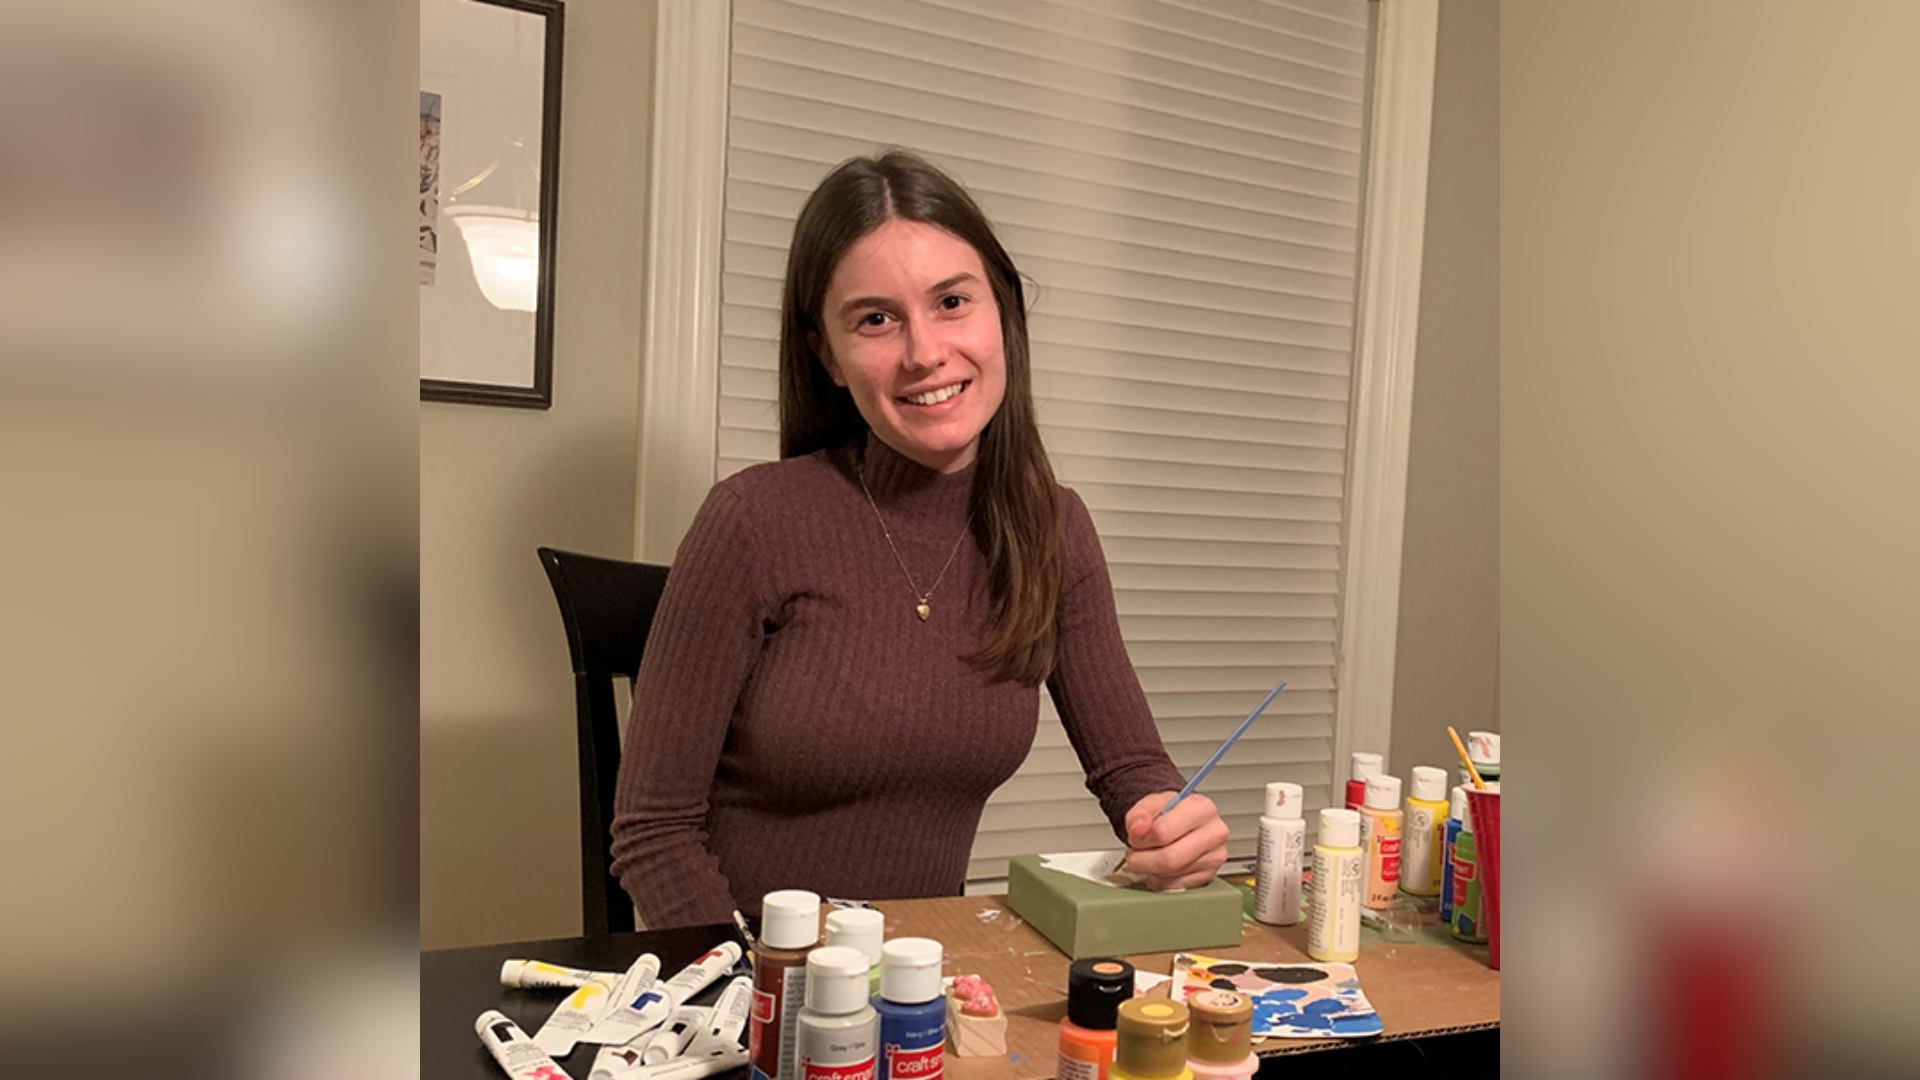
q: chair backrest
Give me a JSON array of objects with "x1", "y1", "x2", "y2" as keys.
[{"x1": 537, "y1": 546, "x2": 671, "y2": 935}]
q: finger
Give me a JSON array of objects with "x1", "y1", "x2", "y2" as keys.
[
  {"x1": 1132, "y1": 793, "x2": 1219, "y2": 851},
  {"x1": 1125, "y1": 792, "x2": 1174, "y2": 841},
  {"x1": 1123, "y1": 813, "x2": 1230, "y2": 880}
]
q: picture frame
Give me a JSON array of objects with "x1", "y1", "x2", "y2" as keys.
[{"x1": 419, "y1": 0, "x2": 564, "y2": 409}]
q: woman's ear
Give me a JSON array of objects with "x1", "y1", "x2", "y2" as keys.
[{"x1": 811, "y1": 333, "x2": 847, "y2": 387}]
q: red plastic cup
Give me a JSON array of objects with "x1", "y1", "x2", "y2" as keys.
[{"x1": 1465, "y1": 788, "x2": 1501, "y2": 969}]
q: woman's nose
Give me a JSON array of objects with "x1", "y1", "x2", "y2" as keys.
[{"x1": 900, "y1": 318, "x2": 947, "y2": 372}]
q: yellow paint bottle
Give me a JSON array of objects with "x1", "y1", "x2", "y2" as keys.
[
  {"x1": 1400, "y1": 766, "x2": 1449, "y2": 897},
  {"x1": 1109, "y1": 997, "x2": 1192, "y2": 1080},
  {"x1": 1307, "y1": 808, "x2": 1364, "y2": 963},
  {"x1": 1358, "y1": 774, "x2": 1404, "y2": 909}
]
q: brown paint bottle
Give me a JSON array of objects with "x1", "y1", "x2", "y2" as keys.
[{"x1": 748, "y1": 889, "x2": 820, "y2": 1080}]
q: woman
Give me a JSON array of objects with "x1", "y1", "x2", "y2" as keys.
[{"x1": 610, "y1": 150, "x2": 1228, "y2": 929}]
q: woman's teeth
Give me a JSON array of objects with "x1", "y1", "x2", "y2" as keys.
[{"x1": 904, "y1": 382, "x2": 967, "y2": 406}]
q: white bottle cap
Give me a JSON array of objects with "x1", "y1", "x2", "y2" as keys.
[
  {"x1": 760, "y1": 890, "x2": 822, "y2": 949},
  {"x1": 1467, "y1": 731, "x2": 1500, "y2": 767},
  {"x1": 1363, "y1": 774, "x2": 1402, "y2": 811},
  {"x1": 1449, "y1": 785, "x2": 1468, "y2": 821},
  {"x1": 823, "y1": 907, "x2": 885, "y2": 967},
  {"x1": 804, "y1": 946, "x2": 872, "y2": 1015},
  {"x1": 879, "y1": 937, "x2": 944, "y2": 1004},
  {"x1": 1263, "y1": 781, "x2": 1304, "y2": 820},
  {"x1": 1458, "y1": 797, "x2": 1475, "y2": 836},
  {"x1": 1410, "y1": 766, "x2": 1448, "y2": 803},
  {"x1": 1318, "y1": 808, "x2": 1361, "y2": 849},
  {"x1": 499, "y1": 960, "x2": 530, "y2": 987},
  {"x1": 1349, "y1": 752, "x2": 1383, "y2": 783}
]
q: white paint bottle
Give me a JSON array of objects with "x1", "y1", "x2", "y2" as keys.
[
  {"x1": 1307, "y1": 808, "x2": 1364, "y2": 963},
  {"x1": 1252, "y1": 781, "x2": 1306, "y2": 925},
  {"x1": 1401, "y1": 766, "x2": 1450, "y2": 897}
]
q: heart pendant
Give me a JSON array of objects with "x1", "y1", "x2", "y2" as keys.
[{"x1": 915, "y1": 601, "x2": 931, "y2": 621}]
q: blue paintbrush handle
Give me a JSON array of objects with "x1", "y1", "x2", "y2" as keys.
[{"x1": 1157, "y1": 678, "x2": 1287, "y2": 819}]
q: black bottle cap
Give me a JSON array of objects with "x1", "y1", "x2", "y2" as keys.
[{"x1": 1067, "y1": 957, "x2": 1135, "y2": 1030}]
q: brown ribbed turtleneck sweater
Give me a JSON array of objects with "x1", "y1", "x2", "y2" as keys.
[{"x1": 610, "y1": 435, "x2": 1184, "y2": 929}]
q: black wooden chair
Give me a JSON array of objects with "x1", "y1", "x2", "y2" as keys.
[{"x1": 537, "y1": 546, "x2": 671, "y2": 935}]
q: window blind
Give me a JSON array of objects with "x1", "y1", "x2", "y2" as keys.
[{"x1": 716, "y1": 0, "x2": 1374, "y2": 881}]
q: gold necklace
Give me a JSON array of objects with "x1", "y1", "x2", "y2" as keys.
[{"x1": 857, "y1": 461, "x2": 974, "y2": 622}]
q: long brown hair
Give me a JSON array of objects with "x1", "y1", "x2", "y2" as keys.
[{"x1": 779, "y1": 150, "x2": 1063, "y2": 687}]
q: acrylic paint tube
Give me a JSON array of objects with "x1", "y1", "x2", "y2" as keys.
[
  {"x1": 1252, "y1": 781, "x2": 1306, "y2": 925},
  {"x1": 502, "y1": 959, "x2": 625, "y2": 990},
  {"x1": 1358, "y1": 774, "x2": 1404, "y2": 909},
  {"x1": 1345, "y1": 752, "x2": 1383, "y2": 811},
  {"x1": 1400, "y1": 766, "x2": 1449, "y2": 897},
  {"x1": 691, "y1": 975, "x2": 754, "y2": 1052},
  {"x1": 751, "y1": 889, "x2": 821, "y2": 1080},
  {"x1": 875, "y1": 937, "x2": 945, "y2": 1080},
  {"x1": 626, "y1": 1044, "x2": 751, "y2": 1080},
  {"x1": 794, "y1": 946, "x2": 880, "y2": 1080},
  {"x1": 579, "y1": 953, "x2": 663, "y2": 1045},
  {"x1": 1058, "y1": 958, "x2": 1132, "y2": 1080},
  {"x1": 532, "y1": 971, "x2": 619, "y2": 1057},
  {"x1": 1307, "y1": 808, "x2": 1364, "y2": 963},
  {"x1": 591, "y1": 1035, "x2": 662, "y2": 1080},
  {"x1": 1185, "y1": 990, "x2": 1258, "y2": 1080},
  {"x1": 1451, "y1": 798, "x2": 1488, "y2": 943},
  {"x1": 1440, "y1": 785, "x2": 1467, "y2": 924},
  {"x1": 642, "y1": 1006, "x2": 715, "y2": 1065},
  {"x1": 597, "y1": 943, "x2": 743, "y2": 1049},
  {"x1": 477, "y1": 1009, "x2": 574, "y2": 1080}
]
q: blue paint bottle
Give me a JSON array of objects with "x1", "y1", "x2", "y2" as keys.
[
  {"x1": 1440, "y1": 785, "x2": 1467, "y2": 924},
  {"x1": 875, "y1": 937, "x2": 945, "y2": 1080}
]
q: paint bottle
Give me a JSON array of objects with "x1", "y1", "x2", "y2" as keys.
[
  {"x1": 1184, "y1": 990, "x2": 1258, "y2": 1080},
  {"x1": 751, "y1": 889, "x2": 820, "y2": 1080},
  {"x1": 1307, "y1": 808, "x2": 1364, "y2": 963},
  {"x1": 1451, "y1": 797, "x2": 1488, "y2": 943},
  {"x1": 1358, "y1": 774, "x2": 1404, "y2": 909},
  {"x1": 824, "y1": 907, "x2": 886, "y2": 999},
  {"x1": 1400, "y1": 766, "x2": 1449, "y2": 897},
  {"x1": 1466, "y1": 730, "x2": 1501, "y2": 789},
  {"x1": 794, "y1": 945, "x2": 880, "y2": 1080},
  {"x1": 1253, "y1": 781, "x2": 1306, "y2": 926},
  {"x1": 1109, "y1": 997, "x2": 1192, "y2": 1080},
  {"x1": 1440, "y1": 784, "x2": 1467, "y2": 924},
  {"x1": 1058, "y1": 957, "x2": 1133, "y2": 1080},
  {"x1": 1345, "y1": 751, "x2": 1383, "y2": 811},
  {"x1": 874, "y1": 937, "x2": 945, "y2": 1080}
]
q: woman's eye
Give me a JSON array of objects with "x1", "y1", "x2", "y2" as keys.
[
  {"x1": 858, "y1": 311, "x2": 890, "y2": 328},
  {"x1": 939, "y1": 294, "x2": 966, "y2": 311}
]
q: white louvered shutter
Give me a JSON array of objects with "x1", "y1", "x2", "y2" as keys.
[{"x1": 715, "y1": 0, "x2": 1374, "y2": 881}]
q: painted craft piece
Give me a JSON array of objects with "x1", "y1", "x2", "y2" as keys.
[{"x1": 1170, "y1": 954, "x2": 1383, "y2": 1039}]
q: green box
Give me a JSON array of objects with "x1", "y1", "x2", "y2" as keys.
[{"x1": 1005, "y1": 854, "x2": 1244, "y2": 959}]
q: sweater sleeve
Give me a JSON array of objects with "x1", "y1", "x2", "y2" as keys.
[
  {"x1": 610, "y1": 481, "x2": 766, "y2": 929},
  {"x1": 1045, "y1": 488, "x2": 1187, "y2": 840}
]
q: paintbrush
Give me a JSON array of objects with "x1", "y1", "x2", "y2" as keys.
[
  {"x1": 1119, "y1": 678, "x2": 1287, "y2": 874},
  {"x1": 1447, "y1": 726, "x2": 1488, "y2": 791}
]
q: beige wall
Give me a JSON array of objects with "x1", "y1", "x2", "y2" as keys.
[
  {"x1": 1391, "y1": 0, "x2": 1500, "y2": 780},
  {"x1": 421, "y1": 0, "x2": 655, "y2": 950}
]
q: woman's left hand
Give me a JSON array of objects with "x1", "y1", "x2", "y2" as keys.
[{"x1": 1122, "y1": 791, "x2": 1230, "y2": 890}]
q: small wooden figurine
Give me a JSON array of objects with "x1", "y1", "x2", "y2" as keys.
[{"x1": 946, "y1": 974, "x2": 1008, "y2": 1057}]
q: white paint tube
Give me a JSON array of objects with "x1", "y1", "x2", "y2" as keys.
[
  {"x1": 579, "y1": 953, "x2": 664, "y2": 1046},
  {"x1": 532, "y1": 971, "x2": 619, "y2": 1057},
  {"x1": 690, "y1": 976, "x2": 753, "y2": 1051},
  {"x1": 592, "y1": 942, "x2": 742, "y2": 1050},
  {"x1": 588, "y1": 1031, "x2": 662, "y2": 1080},
  {"x1": 627, "y1": 1044, "x2": 750, "y2": 1080},
  {"x1": 476, "y1": 1010, "x2": 573, "y2": 1080},
  {"x1": 640, "y1": 1006, "x2": 712, "y2": 1065},
  {"x1": 501, "y1": 959, "x2": 624, "y2": 990}
]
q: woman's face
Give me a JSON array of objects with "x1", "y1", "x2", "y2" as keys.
[{"x1": 817, "y1": 218, "x2": 1007, "y2": 474}]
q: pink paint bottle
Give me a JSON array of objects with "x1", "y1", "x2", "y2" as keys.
[
  {"x1": 1345, "y1": 752, "x2": 1383, "y2": 811},
  {"x1": 1185, "y1": 990, "x2": 1258, "y2": 1079}
]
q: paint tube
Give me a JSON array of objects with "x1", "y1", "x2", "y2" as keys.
[
  {"x1": 627, "y1": 1043, "x2": 750, "y2": 1080},
  {"x1": 579, "y1": 953, "x2": 664, "y2": 1045},
  {"x1": 532, "y1": 971, "x2": 619, "y2": 1057},
  {"x1": 476, "y1": 1009, "x2": 574, "y2": 1080},
  {"x1": 690, "y1": 976, "x2": 753, "y2": 1051},
  {"x1": 589, "y1": 1032, "x2": 662, "y2": 1080},
  {"x1": 640, "y1": 1005, "x2": 713, "y2": 1065},
  {"x1": 501, "y1": 959, "x2": 623, "y2": 990},
  {"x1": 596, "y1": 942, "x2": 742, "y2": 1049}
]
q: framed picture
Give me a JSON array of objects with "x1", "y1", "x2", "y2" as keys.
[{"x1": 419, "y1": 0, "x2": 564, "y2": 409}]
